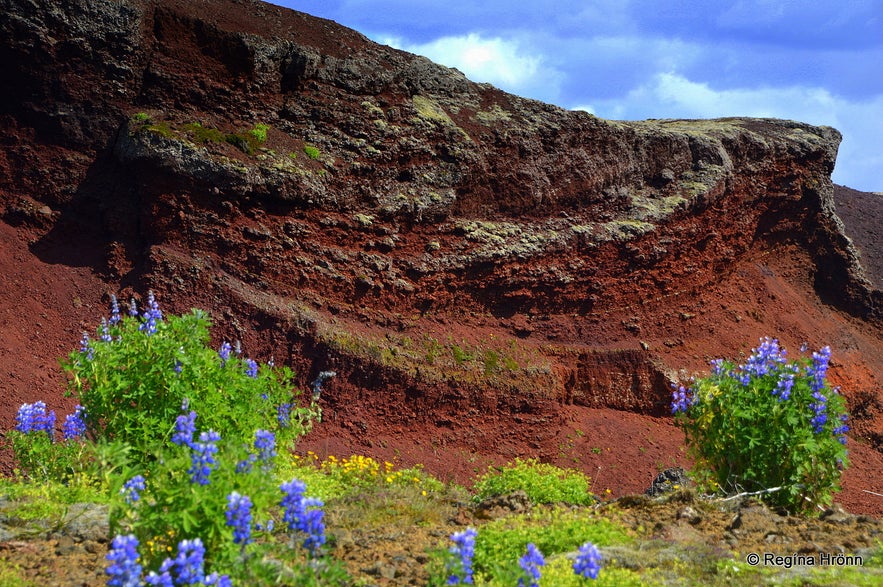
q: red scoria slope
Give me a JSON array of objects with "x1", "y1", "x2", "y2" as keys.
[{"x1": 1, "y1": 0, "x2": 882, "y2": 513}]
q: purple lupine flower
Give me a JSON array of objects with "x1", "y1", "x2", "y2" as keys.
[
  {"x1": 254, "y1": 429, "x2": 276, "y2": 464},
  {"x1": 810, "y1": 391, "x2": 828, "y2": 433},
  {"x1": 236, "y1": 453, "x2": 257, "y2": 474},
  {"x1": 204, "y1": 572, "x2": 233, "y2": 587},
  {"x1": 773, "y1": 372, "x2": 794, "y2": 401},
  {"x1": 244, "y1": 359, "x2": 259, "y2": 378},
  {"x1": 15, "y1": 401, "x2": 56, "y2": 439},
  {"x1": 670, "y1": 384, "x2": 692, "y2": 414},
  {"x1": 218, "y1": 341, "x2": 232, "y2": 365},
  {"x1": 833, "y1": 414, "x2": 849, "y2": 445},
  {"x1": 144, "y1": 570, "x2": 173, "y2": 587},
  {"x1": 129, "y1": 297, "x2": 139, "y2": 317},
  {"x1": 188, "y1": 430, "x2": 221, "y2": 485},
  {"x1": 573, "y1": 541, "x2": 602, "y2": 580},
  {"x1": 446, "y1": 527, "x2": 477, "y2": 585},
  {"x1": 139, "y1": 291, "x2": 163, "y2": 335},
  {"x1": 518, "y1": 543, "x2": 545, "y2": 587},
  {"x1": 106, "y1": 534, "x2": 142, "y2": 587},
  {"x1": 741, "y1": 336, "x2": 787, "y2": 378},
  {"x1": 168, "y1": 538, "x2": 206, "y2": 585},
  {"x1": 807, "y1": 345, "x2": 832, "y2": 392},
  {"x1": 80, "y1": 331, "x2": 94, "y2": 361},
  {"x1": 62, "y1": 405, "x2": 87, "y2": 440},
  {"x1": 99, "y1": 318, "x2": 113, "y2": 343},
  {"x1": 121, "y1": 475, "x2": 146, "y2": 505},
  {"x1": 172, "y1": 411, "x2": 197, "y2": 447},
  {"x1": 710, "y1": 358, "x2": 726, "y2": 376},
  {"x1": 280, "y1": 479, "x2": 326, "y2": 556},
  {"x1": 109, "y1": 294, "x2": 122, "y2": 325},
  {"x1": 277, "y1": 402, "x2": 292, "y2": 428},
  {"x1": 226, "y1": 492, "x2": 254, "y2": 546}
]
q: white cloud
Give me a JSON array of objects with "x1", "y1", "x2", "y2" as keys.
[{"x1": 381, "y1": 32, "x2": 564, "y2": 101}]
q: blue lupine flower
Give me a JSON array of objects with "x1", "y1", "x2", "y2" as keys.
[
  {"x1": 741, "y1": 336, "x2": 787, "y2": 379},
  {"x1": 833, "y1": 414, "x2": 849, "y2": 444},
  {"x1": 773, "y1": 372, "x2": 794, "y2": 401},
  {"x1": 106, "y1": 534, "x2": 142, "y2": 587},
  {"x1": 710, "y1": 358, "x2": 726, "y2": 376},
  {"x1": 277, "y1": 403, "x2": 292, "y2": 428},
  {"x1": 256, "y1": 519, "x2": 275, "y2": 532},
  {"x1": 218, "y1": 341, "x2": 232, "y2": 365},
  {"x1": 15, "y1": 401, "x2": 56, "y2": 438},
  {"x1": 80, "y1": 331, "x2": 94, "y2": 360},
  {"x1": 573, "y1": 541, "x2": 602, "y2": 580},
  {"x1": 129, "y1": 297, "x2": 139, "y2": 317},
  {"x1": 810, "y1": 391, "x2": 828, "y2": 433},
  {"x1": 204, "y1": 572, "x2": 232, "y2": 587},
  {"x1": 139, "y1": 291, "x2": 163, "y2": 335},
  {"x1": 236, "y1": 453, "x2": 257, "y2": 474},
  {"x1": 172, "y1": 411, "x2": 197, "y2": 447},
  {"x1": 99, "y1": 318, "x2": 113, "y2": 343},
  {"x1": 121, "y1": 475, "x2": 146, "y2": 505},
  {"x1": 62, "y1": 405, "x2": 87, "y2": 440},
  {"x1": 109, "y1": 294, "x2": 122, "y2": 325},
  {"x1": 807, "y1": 345, "x2": 832, "y2": 392},
  {"x1": 226, "y1": 491, "x2": 254, "y2": 545},
  {"x1": 670, "y1": 384, "x2": 692, "y2": 414},
  {"x1": 244, "y1": 359, "x2": 259, "y2": 378},
  {"x1": 518, "y1": 543, "x2": 545, "y2": 587},
  {"x1": 446, "y1": 527, "x2": 477, "y2": 585},
  {"x1": 169, "y1": 538, "x2": 206, "y2": 585},
  {"x1": 188, "y1": 430, "x2": 221, "y2": 485},
  {"x1": 280, "y1": 479, "x2": 326, "y2": 556},
  {"x1": 144, "y1": 570, "x2": 173, "y2": 587},
  {"x1": 254, "y1": 429, "x2": 276, "y2": 463}
]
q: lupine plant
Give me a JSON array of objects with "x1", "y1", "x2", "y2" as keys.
[
  {"x1": 7, "y1": 401, "x2": 88, "y2": 481},
  {"x1": 672, "y1": 337, "x2": 850, "y2": 513},
  {"x1": 63, "y1": 293, "x2": 318, "y2": 463}
]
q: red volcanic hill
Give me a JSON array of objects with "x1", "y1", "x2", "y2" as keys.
[{"x1": 1, "y1": 0, "x2": 882, "y2": 513}]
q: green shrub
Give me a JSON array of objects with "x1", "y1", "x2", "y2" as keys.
[
  {"x1": 473, "y1": 458, "x2": 595, "y2": 505},
  {"x1": 63, "y1": 293, "x2": 318, "y2": 465},
  {"x1": 249, "y1": 123, "x2": 269, "y2": 144},
  {"x1": 672, "y1": 337, "x2": 849, "y2": 514}
]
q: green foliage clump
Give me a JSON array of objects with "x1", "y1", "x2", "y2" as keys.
[
  {"x1": 473, "y1": 458, "x2": 595, "y2": 506},
  {"x1": 303, "y1": 144, "x2": 321, "y2": 160},
  {"x1": 673, "y1": 337, "x2": 849, "y2": 514},
  {"x1": 64, "y1": 297, "x2": 315, "y2": 462}
]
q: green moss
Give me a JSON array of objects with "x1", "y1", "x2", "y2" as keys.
[
  {"x1": 304, "y1": 145, "x2": 321, "y2": 160},
  {"x1": 412, "y1": 95, "x2": 454, "y2": 125}
]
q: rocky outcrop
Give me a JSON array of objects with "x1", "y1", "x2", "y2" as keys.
[{"x1": 1, "y1": 0, "x2": 881, "y2": 479}]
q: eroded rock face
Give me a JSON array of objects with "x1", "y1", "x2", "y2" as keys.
[{"x1": 1, "y1": 0, "x2": 882, "y2": 487}]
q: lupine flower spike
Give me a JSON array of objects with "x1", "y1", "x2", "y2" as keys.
[
  {"x1": 62, "y1": 405, "x2": 87, "y2": 440},
  {"x1": 518, "y1": 543, "x2": 545, "y2": 587},
  {"x1": 106, "y1": 534, "x2": 142, "y2": 587},
  {"x1": 446, "y1": 527, "x2": 477, "y2": 585},
  {"x1": 226, "y1": 491, "x2": 254, "y2": 546},
  {"x1": 573, "y1": 541, "x2": 602, "y2": 579},
  {"x1": 121, "y1": 475, "x2": 146, "y2": 505}
]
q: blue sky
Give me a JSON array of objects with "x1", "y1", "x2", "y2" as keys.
[{"x1": 274, "y1": 1, "x2": 882, "y2": 191}]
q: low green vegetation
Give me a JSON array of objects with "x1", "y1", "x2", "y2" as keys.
[
  {"x1": 303, "y1": 144, "x2": 321, "y2": 160},
  {"x1": 473, "y1": 458, "x2": 596, "y2": 506},
  {"x1": 1, "y1": 295, "x2": 868, "y2": 586}
]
